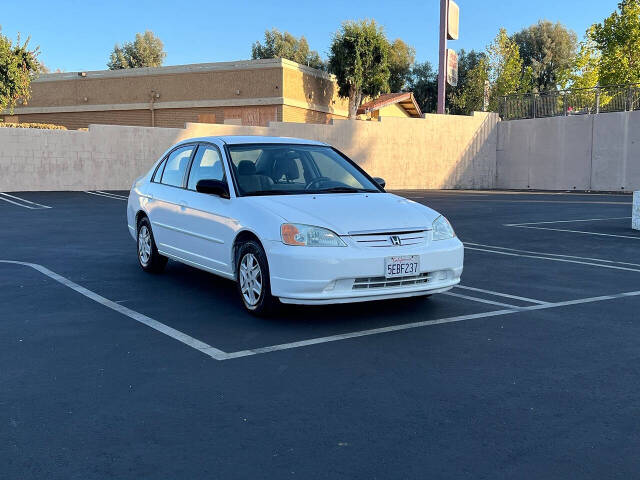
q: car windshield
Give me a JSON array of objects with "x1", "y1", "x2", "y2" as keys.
[{"x1": 226, "y1": 144, "x2": 381, "y2": 196}]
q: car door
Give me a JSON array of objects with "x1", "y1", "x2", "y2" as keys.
[
  {"x1": 179, "y1": 142, "x2": 238, "y2": 277},
  {"x1": 145, "y1": 144, "x2": 195, "y2": 257}
]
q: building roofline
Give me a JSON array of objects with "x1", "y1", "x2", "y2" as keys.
[
  {"x1": 34, "y1": 58, "x2": 335, "y2": 83},
  {"x1": 2, "y1": 95, "x2": 350, "y2": 117},
  {"x1": 357, "y1": 92, "x2": 422, "y2": 117}
]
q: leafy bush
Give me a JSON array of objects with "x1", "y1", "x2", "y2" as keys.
[{"x1": 0, "y1": 122, "x2": 67, "y2": 130}]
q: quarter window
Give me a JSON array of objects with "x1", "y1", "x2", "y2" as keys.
[
  {"x1": 160, "y1": 146, "x2": 194, "y2": 187},
  {"x1": 152, "y1": 158, "x2": 167, "y2": 183},
  {"x1": 187, "y1": 145, "x2": 225, "y2": 190}
]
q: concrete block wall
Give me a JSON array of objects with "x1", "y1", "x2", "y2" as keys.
[
  {"x1": 181, "y1": 112, "x2": 499, "y2": 190},
  {"x1": 0, "y1": 112, "x2": 500, "y2": 192},
  {"x1": 497, "y1": 110, "x2": 640, "y2": 191},
  {"x1": 2, "y1": 109, "x2": 636, "y2": 193},
  {"x1": 0, "y1": 125, "x2": 178, "y2": 191}
]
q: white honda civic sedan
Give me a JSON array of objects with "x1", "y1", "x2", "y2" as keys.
[{"x1": 127, "y1": 136, "x2": 464, "y2": 315}]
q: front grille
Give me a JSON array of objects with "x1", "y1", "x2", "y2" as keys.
[
  {"x1": 353, "y1": 273, "x2": 432, "y2": 290},
  {"x1": 350, "y1": 230, "x2": 428, "y2": 247}
]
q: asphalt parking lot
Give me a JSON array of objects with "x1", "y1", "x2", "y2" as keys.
[{"x1": 2, "y1": 189, "x2": 640, "y2": 479}]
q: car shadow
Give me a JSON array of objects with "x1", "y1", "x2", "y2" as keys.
[{"x1": 162, "y1": 261, "x2": 450, "y2": 330}]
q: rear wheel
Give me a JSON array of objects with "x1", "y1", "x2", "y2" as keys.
[
  {"x1": 137, "y1": 216, "x2": 167, "y2": 273},
  {"x1": 236, "y1": 240, "x2": 277, "y2": 316}
]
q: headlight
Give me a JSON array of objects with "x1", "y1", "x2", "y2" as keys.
[
  {"x1": 432, "y1": 215, "x2": 455, "y2": 241},
  {"x1": 281, "y1": 223, "x2": 346, "y2": 247}
]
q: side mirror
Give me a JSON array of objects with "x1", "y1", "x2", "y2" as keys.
[
  {"x1": 196, "y1": 179, "x2": 230, "y2": 199},
  {"x1": 373, "y1": 177, "x2": 386, "y2": 189}
]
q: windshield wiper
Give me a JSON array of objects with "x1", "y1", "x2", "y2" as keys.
[{"x1": 314, "y1": 187, "x2": 378, "y2": 194}]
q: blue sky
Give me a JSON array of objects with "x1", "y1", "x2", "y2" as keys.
[{"x1": 1, "y1": 0, "x2": 619, "y2": 72}]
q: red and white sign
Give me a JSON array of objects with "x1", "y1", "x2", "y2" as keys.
[{"x1": 446, "y1": 49, "x2": 458, "y2": 87}]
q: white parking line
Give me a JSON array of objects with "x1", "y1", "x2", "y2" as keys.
[
  {"x1": 5, "y1": 259, "x2": 640, "y2": 361},
  {"x1": 224, "y1": 289, "x2": 640, "y2": 360},
  {"x1": 455, "y1": 285, "x2": 548, "y2": 305},
  {"x1": 465, "y1": 246, "x2": 640, "y2": 273},
  {"x1": 407, "y1": 198, "x2": 631, "y2": 205},
  {"x1": 465, "y1": 242, "x2": 640, "y2": 268},
  {"x1": 505, "y1": 217, "x2": 631, "y2": 226},
  {"x1": 222, "y1": 308, "x2": 518, "y2": 359},
  {"x1": 85, "y1": 191, "x2": 127, "y2": 201},
  {"x1": 0, "y1": 192, "x2": 52, "y2": 209},
  {"x1": 506, "y1": 224, "x2": 640, "y2": 240},
  {"x1": 399, "y1": 190, "x2": 631, "y2": 197},
  {"x1": 443, "y1": 291, "x2": 520, "y2": 309},
  {"x1": 95, "y1": 190, "x2": 128, "y2": 199},
  {"x1": 0, "y1": 260, "x2": 227, "y2": 361}
]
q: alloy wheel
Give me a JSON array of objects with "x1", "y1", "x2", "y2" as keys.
[
  {"x1": 239, "y1": 253, "x2": 262, "y2": 306},
  {"x1": 138, "y1": 225, "x2": 152, "y2": 266}
]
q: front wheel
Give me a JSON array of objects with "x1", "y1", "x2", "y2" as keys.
[{"x1": 236, "y1": 241, "x2": 277, "y2": 316}]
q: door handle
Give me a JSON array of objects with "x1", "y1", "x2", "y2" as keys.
[{"x1": 179, "y1": 201, "x2": 188, "y2": 208}]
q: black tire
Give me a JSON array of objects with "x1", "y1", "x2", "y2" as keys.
[
  {"x1": 137, "y1": 216, "x2": 167, "y2": 273},
  {"x1": 236, "y1": 240, "x2": 277, "y2": 316}
]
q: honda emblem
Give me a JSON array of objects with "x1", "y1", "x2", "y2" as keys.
[{"x1": 389, "y1": 235, "x2": 402, "y2": 246}]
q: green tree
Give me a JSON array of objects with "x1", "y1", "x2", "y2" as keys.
[
  {"x1": 588, "y1": 0, "x2": 640, "y2": 85},
  {"x1": 569, "y1": 35, "x2": 600, "y2": 89},
  {"x1": 447, "y1": 49, "x2": 489, "y2": 114},
  {"x1": 108, "y1": 31, "x2": 166, "y2": 69},
  {"x1": 408, "y1": 61, "x2": 437, "y2": 113},
  {"x1": 252, "y1": 29, "x2": 324, "y2": 70},
  {"x1": 328, "y1": 20, "x2": 390, "y2": 118},
  {"x1": 512, "y1": 20, "x2": 578, "y2": 92},
  {"x1": 562, "y1": 36, "x2": 602, "y2": 112},
  {"x1": 487, "y1": 28, "x2": 531, "y2": 110},
  {"x1": 388, "y1": 39, "x2": 415, "y2": 92},
  {"x1": 0, "y1": 30, "x2": 41, "y2": 113}
]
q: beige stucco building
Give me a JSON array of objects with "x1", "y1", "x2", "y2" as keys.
[{"x1": 1, "y1": 58, "x2": 350, "y2": 129}]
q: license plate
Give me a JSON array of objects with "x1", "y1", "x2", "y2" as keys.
[{"x1": 385, "y1": 255, "x2": 420, "y2": 278}]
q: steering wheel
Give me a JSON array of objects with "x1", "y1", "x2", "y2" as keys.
[{"x1": 305, "y1": 177, "x2": 332, "y2": 191}]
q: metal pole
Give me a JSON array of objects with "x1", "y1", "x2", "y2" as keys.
[
  {"x1": 532, "y1": 94, "x2": 536, "y2": 119},
  {"x1": 437, "y1": 0, "x2": 448, "y2": 114}
]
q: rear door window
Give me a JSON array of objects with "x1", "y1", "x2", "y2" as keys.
[{"x1": 160, "y1": 146, "x2": 194, "y2": 188}]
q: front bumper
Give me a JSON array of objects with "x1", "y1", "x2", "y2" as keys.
[{"x1": 265, "y1": 236, "x2": 464, "y2": 305}]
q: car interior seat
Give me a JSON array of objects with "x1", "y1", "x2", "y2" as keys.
[
  {"x1": 236, "y1": 160, "x2": 274, "y2": 193},
  {"x1": 272, "y1": 156, "x2": 300, "y2": 183}
]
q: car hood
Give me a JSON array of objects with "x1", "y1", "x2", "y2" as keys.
[{"x1": 244, "y1": 193, "x2": 440, "y2": 235}]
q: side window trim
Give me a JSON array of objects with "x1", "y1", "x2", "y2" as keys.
[
  {"x1": 181, "y1": 145, "x2": 198, "y2": 188},
  {"x1": 185, "y1": 144, "x2": 202, "y2": 189}
]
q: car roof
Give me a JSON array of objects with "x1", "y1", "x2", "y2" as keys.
[{"x1": 176, "y1": 135, "x2": 328, "y2": 146}]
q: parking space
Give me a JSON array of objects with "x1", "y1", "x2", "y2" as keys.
[{"x1": 2, "y1": 190, "x2": 640, "y2": 478}]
